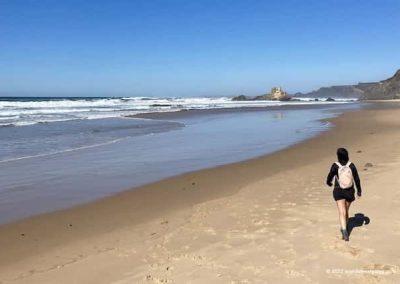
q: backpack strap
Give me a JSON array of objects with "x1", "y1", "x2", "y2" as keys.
[
  {"x1": 347, "y1": 161, "x2": 354, "y2": 183},
  {"x1": 334, "y1": 162, "x2": 341, "y2": 183},
  {"x1": 336, "y1": 161, "x2": 352, "y2": 168}
]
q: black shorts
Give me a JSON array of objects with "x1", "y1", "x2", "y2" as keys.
[{"x1": 333, "y1": 187, "x2": 355, "y2": 202}]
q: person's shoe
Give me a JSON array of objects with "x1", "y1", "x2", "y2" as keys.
[{"x1": 341, "y1": 229, "x2": 349, "y2": 241}]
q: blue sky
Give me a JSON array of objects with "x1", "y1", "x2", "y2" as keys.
[{"x1": 0, "y1": 0, "x2": 399, "y2": 97}]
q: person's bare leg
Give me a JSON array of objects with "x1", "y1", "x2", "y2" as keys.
[
  {"x1": 345, "y1": 201, "x2": 352, "y2": 226},
  {"x1": 336, "y1": 200, "x2": 347, "y2": 230}
]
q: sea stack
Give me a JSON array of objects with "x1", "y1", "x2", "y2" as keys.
[
  {"x1": 268, "y1": 87, "x2": 291, "y2": 101},
  {"x1": 232, "y1": 87, "x2": 292, "y2": 101}
]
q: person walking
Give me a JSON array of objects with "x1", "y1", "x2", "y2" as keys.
[{"x1": 326, "y1": 148, "x2": 362, "y2": 241}]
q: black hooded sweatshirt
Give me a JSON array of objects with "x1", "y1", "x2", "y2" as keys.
[{"x1": 326, "y1": 161, "x2": 362, "y2": 196}]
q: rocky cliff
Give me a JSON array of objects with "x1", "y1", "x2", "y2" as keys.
[
  {"x1": 296, "y1": 85, "x2": 364, "y2": 99},
  {"x1": 358, "y1": 70, "x2": 400, "y2": 100},
  {"x1": 295, "y1": 69, "x2": 400, "y2": 100}
]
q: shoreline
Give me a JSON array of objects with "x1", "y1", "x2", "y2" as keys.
[
  {"x1": 1, "y1": 102, "x2": 400, "y2": 283},
  {"x1": 0, "y1": 104, "x2": 359, "y2": 226},
  {"x1": 0, "y1": 102, "x2": 361, "y2": 225}
]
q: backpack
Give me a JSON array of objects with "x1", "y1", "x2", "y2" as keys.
[{"x1": 335, "y1": 161, "x2": 354, "y2": 189}]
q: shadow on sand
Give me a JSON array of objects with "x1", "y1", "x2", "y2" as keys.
[{"x1": 348, "y1": 213, "x2": 370, "y2": 236}]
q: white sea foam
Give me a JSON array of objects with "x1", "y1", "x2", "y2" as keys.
[{"x1": 0, "y1": 96, "x2": 356, "y2": 127}]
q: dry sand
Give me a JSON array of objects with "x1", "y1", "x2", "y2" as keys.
[{"x1": 1, "y1": 103, "x2": 400, "y2": 283}]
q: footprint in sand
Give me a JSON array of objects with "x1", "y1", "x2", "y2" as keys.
[
  {"x1": 252, "y1": 219, "x2": 271, "y2": 226},
  {"x1": 285, "y1": 269, "x2": 305, "y2": 277},
  {"x1": 222, "y1": 243, "x2": 233, "y2": 249},
  {"x1": 303, "y1": 253, "x2": 320, "y2": 260},
  {"x1": 230, "y1": 280, "x2": 251, "y2": 284},
  {"x1": 203, "y1": 227, "x2": 217, "y2": 235},
  {"x1": 303, "y1": 219, "x2": 317, "y2": 228},
  {"x1": 275, "y1": 259, "x2": 295, "y2": 268},
  {"x1": 327, "y1": 241, "x2": 374, "y2": 258},
  {"x1": 285, "y1": 227, "x2": 299, "y2": 235},
  {"x1": 144, "y1": 275, "x2": 171, "y2": 283},
  {"x1": 255, "y1": 227, "x2": 269, "y2": 233},
  {"x1": 173, "y1": 253, "x2": 208, "y2": 266}
]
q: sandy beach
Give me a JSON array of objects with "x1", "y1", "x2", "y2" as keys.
[{"x1": 1, "y1": 102, "x2": 400, "y2": 283}]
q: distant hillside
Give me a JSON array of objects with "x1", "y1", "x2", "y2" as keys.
[
  {"x1": 295, "y1": 85, "x2": 364, "y2": 99},
  {"x1": 359, "y1": 70, "x2": 400, "y2": 100},
  {"x1": 295, "y1": 70, "x2": 400, "y2": 100}
]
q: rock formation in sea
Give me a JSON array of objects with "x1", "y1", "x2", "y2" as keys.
[
  {"x1": 232, "y1": 95, "x2": 248, "y2": 101},
  {"x1": 267, "y1": 87, "x2": 291, "y2": 101},
  {"x1": 232, "y1": 87, "x2": 291, "y2": 101}
]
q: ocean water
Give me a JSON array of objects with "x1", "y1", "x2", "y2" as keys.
[
  {"x1": 0, "y1": 96, "x2": 355, "y2": 127},
  {"x1": 0, "y1": 96, "x2": 361, "y2": 224}
]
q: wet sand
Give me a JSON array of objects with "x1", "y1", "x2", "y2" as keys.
[{"x1": 1, "y1": 102, "x2": 400, "y2": 283}]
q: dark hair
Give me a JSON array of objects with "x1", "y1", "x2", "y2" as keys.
[{"x1": 337, "y1": 148, "x2": 349, "y2": 164}]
